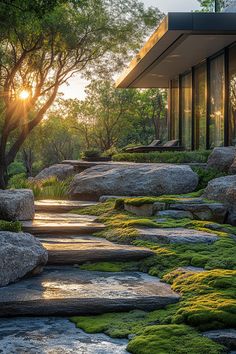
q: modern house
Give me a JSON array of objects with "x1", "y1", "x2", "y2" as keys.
[{"x1": 116, "y1": 8, "x2": 236, "y2": 150}]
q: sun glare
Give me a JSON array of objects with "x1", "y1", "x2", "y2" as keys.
[{"x1": 19, "y1": 89, "x2": 30, "y2": 100}]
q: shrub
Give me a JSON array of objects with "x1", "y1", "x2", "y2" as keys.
[
  {"x1": 81, "y1": 149, "x2": 101, "y2": 159},
  {"x1": 8, "y1": 173, "x2": 28, "y2": 189},
  {"x1": 7, "y1": 161, "x2": 26, "y2": 177},
  {"x1": 0, "y1": 220, "x2": 22, "y2": 232},
  {"x1": 193, "y1": 167, "x2": 227, "y2": 190},
  {"x1": 113, "y1": 150, "x2": 211, "y2": 164}
]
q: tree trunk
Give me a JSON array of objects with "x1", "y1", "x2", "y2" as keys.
[
  {"x1": 0, "y1": 163, "x2": 8, "y2": 189},
  {"x1": 22, "y1": 148, "x2": 33, "y2": 177}
]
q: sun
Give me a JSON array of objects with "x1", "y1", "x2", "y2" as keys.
[{"x1": 19, "y1": 89, "x2": 30, "y2": 100}]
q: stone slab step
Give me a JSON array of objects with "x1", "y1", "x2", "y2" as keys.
[
  {"x1": 40, "y1": 235, "x2": 155, "y2": 264},
  {"x1": 0, "y1": 317, "x2": 128, "y2": 353},
  {"x1": 35, "y1": 200, "x2": 97, "y2": 213},
  {"x1": 22, "y1": 213, "x2": 105, "y2": 235},
  {"x1": 0, "y1": 266, "x2": 180, "y2": 316},
  {"x1": 136, "y1": 227, "x2": 219, "y2": 244}
]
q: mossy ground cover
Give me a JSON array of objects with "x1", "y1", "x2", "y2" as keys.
[
  {"x1": 71, "y1": 198, "x2": 236, "y2": 354},
  {"x1": 0, "y1": 220, "x2": 22, "y2": 232}
]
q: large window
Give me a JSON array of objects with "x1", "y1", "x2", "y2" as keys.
[
  {"x1": 181, "y1": 72, "x2": 192, "y2": 149},
  {"x1": 209, "y1": 54, "x2": 225, "y2": 148},
  {"x1": 194, "y1": 64, "x2": 207, "y2": 149},
  {"x1": 170, "y1": 78, "x2": 179, "y2": 140},
  {"x1": 229, "y1": 44, "x2": 236, "y2": 146}
]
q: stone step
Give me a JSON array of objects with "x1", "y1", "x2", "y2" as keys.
[
  {"x1": 0, "y1": 317, "x2": 128, "y2": 353},
  {"x1": 22, "y1": 213, "x2": 105, "y2": 235},
  {"x1": 135, "y1": 227, "x2": 219, "y2": 244},
  {"x1": 0, "y1": 266, "x2": 180, "y2": 317},
  {"x1": 35, "y1": 200, "x2": 97, "y2": 213},
  {"x1": 40, "y1": 235, "x2": 155, "y2": 265}
]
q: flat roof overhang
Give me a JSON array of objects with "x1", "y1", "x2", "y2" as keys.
[{"x1": 116, "y1": 12, "x2": 236, "y2": 89}]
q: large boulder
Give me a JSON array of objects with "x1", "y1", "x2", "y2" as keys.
[
  {"x1": 204, "y1": 175, "x2": 236, "y2": 225},
  {"x1": 206, "y1": 147, "x2": 236, "y2": 172},
  {"x1": 34, "y1": 164, "x2": 75, "y2": 181},
  {"x1": 0, "y1": 231, "x2": 48, "y2": 287},
  {"x1": 70, "y1": 164, "x2": 199, "y2": 200},
  {"x1": 0, "y1": 189, "x2": 34, "y2": 221},
  {"x1": 229, "y1": 156, "x2": 236, "y2": 174}
]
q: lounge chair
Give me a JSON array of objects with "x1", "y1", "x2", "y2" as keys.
[
  {"x1": 125, "y1": 139, "x2": 161, "y2": 153},
  {"x1": 125, "y1": 140, "x2": 184, "y2": 153}
]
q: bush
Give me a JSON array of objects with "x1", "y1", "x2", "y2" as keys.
[
  {"x1": 81, "y1": 149, "x2": 101, "y2": 159},
  {"x1": 113, "y1": 150, "x2": 211, "y2": 164},
  {"x1": 8, "y1": 173, "x2": 28, "y2": 189},
  {"x1": 7, "y1": 161, "x2": 26, "y2": 177},
  {"x1": 193, "y1": 167, "x2": 227, "y2": 190},
  {"x1": 0, "y1": 220, "x2": 22, "y2": 232},
  {"x1": 7, "y1": 174, "x2": 70, "y2": 200}
]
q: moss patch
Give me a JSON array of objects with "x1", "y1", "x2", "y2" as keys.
[
  {"x1": 0, "y1": 220, "x2": 22, "y2": 232},
  {"x1": 127, "y1": 325, "x2": 224, "y2": 354}
]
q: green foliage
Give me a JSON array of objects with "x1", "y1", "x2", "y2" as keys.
[
  {"x1": 127, "y1": 325, "x2": 224, "y2": 354},
  {"x1": 8, "y1": 173, "x2": 29, "y2": 189},
  {"x1": 113, "y1": 150, "x2": 211, "y2": 164},
  {"x1": 7, "y1": 161, "x2": 26, "y2": 177},
  {"x1": 7, "y1": 174, "x2": 70, "y2": 200},
  {"x1": 0, "y1": 220, "x2": 22, "y2": 232},
  {"x1": 81, "y1": 149, "x2": 101, "y2": 159},
  {"x1": 193, "y1": 167, "x2": 227, "y2": 190}
]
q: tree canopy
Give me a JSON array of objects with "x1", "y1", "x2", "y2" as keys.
[{"x1": 0, "y1": 0, "x2": 162, "y2": 187}]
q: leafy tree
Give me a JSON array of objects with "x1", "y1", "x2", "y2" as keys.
[
  {"x1": 197, "y1": 0, "x2": 225, "y2": 11},
  {"x1": 0, "y1": 0, "x2": 162, "y2": 188}
]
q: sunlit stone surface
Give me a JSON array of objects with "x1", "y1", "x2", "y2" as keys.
[
  {"x1": 0, "y1": 317, "x2": 128, "y2": 353},
  {"x1": 0, "y1": 266, "x2": 179, "y2": 316}
]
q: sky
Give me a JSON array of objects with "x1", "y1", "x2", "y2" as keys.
[{"x1": 60, "y1": 0, "x2": 201, "y2": 100}]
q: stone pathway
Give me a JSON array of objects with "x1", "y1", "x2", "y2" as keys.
[
  {"x1": 35, "y1": 200, "x2": 97, "y2": 213},
  {"x1": 0, "y1": 266, "x2": 179, "y2": 316},
  {"x1": 0, "y1": 317, "x2": 128, "y2": 354},
  {"x1": 40, "y1": 235, "x2": 155, "y2": 264},
  {"x1": 22, "y1": 212, "x2": 105, "y2": 235}
]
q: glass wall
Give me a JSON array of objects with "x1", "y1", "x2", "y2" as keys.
[
  {"x1": 209, "y1": 54, "x2": 225, "y2": 148},
  {"x1": 229, "y1": 44, "x2": 236, "y2": 146},
  {"x1": 170, "y1": 78, "x2": 179, "y2": 140},
  {"x1": 194, "y1": 64, "x2": 207, "y2": 149},
  {"x1": 181, "y1": 72, "x2": 192, "y2": 149}
]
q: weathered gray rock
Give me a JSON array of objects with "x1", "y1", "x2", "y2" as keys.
[
  {"x1": 0, "y1": 266, "x2": 180, "y2": 316},
  {"x1": 34, "y1": 164, "x2": 75, "y2": 181},
  {"x1": 204, "y1": 175, "x2": 236, "y2": 225},
  {"x1": 0, "y1": 231, "x2": 48, "y2": 287},
  {"x1": 206, "y1": 147, "x2": 236, "y2": 172},
  {"x1": 169, "y1": 202, "x2": 227, "y2": 223},
  {"x1": 0, "y1": 189, "x2": 34, "y2": 221},
  {"x1": 124, "y1": 203, "x2": 155, "y2": 217},
  {"x1": 229, "y1": 156, "x2": 236, "y2": 174},
  {"x1": 135, "y1": 227, "x2": 219, "y2": 244},
  {"x1": 203, "y1": 329, "x2": 236, "y2": 350},
  {"x1": 124, "y1": 202, "x2": 165, "y2": 217},
  {"x1": 70, "y1": 164, "x2": 198, "y2": 200},
  {"x1": 157, "y1": 210, "x2": 194, "y2": 219}
]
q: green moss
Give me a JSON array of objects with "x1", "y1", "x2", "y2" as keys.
[
  {"x1": 79, "y1": 261, "x2": 139, "y2": 272},
  {"x1": 0, "y1": 220, "x2": 22, "y2": 232},
  {"x1": 74, "y1": 200, "x2": 116, "y2": 217},
  {"x1": 116, "y1": 190, "x2": 204, "y2": 208},
  {"x1": 127, "y1": 325, "x2": 224, "y2": 354}
]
